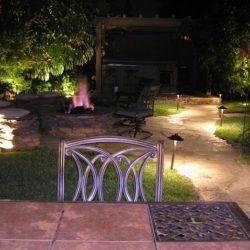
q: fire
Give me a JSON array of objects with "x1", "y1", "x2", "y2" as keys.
[{"x1": 68, "y1": 75, "x2": 94, "y2": 113}]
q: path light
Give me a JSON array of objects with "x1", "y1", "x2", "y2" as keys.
[
  {"x1": 219, "y1": 94, "x2": 222, "y2": 104},
  {"x1": 168, "y1": 133, "x2": 184, "y2": 170},
  {"x1": 176, "y1": 94, "x2": 180, "y2": 111},
  {"x1": 242, "y1": 98, "x2": 248, "y2": 140},
  {"x1": 218, "y1": 105, "x2": 227, "y2": 127}
]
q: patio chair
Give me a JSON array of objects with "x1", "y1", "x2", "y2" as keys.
[
  {"x1": 58, "y1": 136, "x2": 164, "y2": 202},
  {"x1": 114, "y1": 85, "x2": 160, "y2": 139}
]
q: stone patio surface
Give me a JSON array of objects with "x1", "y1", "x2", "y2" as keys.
[
  {"x1": 146, "y1": 105, "x2": 250, "y2": 217},
  {"x1": 0, "y1": 201, "x2": 249, "y2": 250}
]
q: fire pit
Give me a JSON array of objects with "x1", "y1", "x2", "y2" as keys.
[
  {"x1": 39, "y1": 74, "x2": 117, "y2": 140},
  {"x1": 42, "y1": 105, "x2": 115, "y2": 139},
  {"x1": 67, "y1": 74, "x2": 95, "y2": 114},
  {"x1": 9, "y1": 73, "x2": 118, "y2": 147}
]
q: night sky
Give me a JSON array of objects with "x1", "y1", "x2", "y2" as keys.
[{"x1": 1, "y1": 0, "x2": 248, "y2": 19}]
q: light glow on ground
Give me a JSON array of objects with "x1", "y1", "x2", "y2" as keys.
[
  {"x1": 0, "y1": 114, "x2": 14, "y2": 149},
  {"x1": 167, "y1": 114, "x2": 184, "y2": 125},
  {"x1": 177, "y1": 163, "x2": 201, "y2": 179},
  {"x1": 202, "y1": 122, "x2": 216, "y2": 134}
]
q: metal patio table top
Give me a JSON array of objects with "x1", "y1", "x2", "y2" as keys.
[{"x1": 0, "y1": 201, "x2": 249, "y2": 250}]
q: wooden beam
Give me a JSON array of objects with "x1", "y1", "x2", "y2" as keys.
[
  {"x1": 95, "y1": 24, "x2": 103, "y2": 95},
  {"x1": 96, "y1": 17, "x2": 184, "y2": 30}
]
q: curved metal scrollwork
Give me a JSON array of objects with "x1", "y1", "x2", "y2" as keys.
[{"x1": 57, "y1": 136, "x2": 164, "y2": 202}]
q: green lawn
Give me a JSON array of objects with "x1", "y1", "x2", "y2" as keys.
[
  {"x1": 223, "y1": 101, "x2": 249, "y2": 114},
  {"x1": 0, "y1": 149, "x2": 198, "y2": 202},
  {"x1": 154, "y1": 102, "x2": 184, "y2": 116},
  {"x1": 215, "y1": 116, "x2": 250, "y2": 145}
]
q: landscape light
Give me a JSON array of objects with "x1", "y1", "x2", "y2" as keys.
[
  {"x1": 219, "y1": 94, "x2": 222, "y2": 104},
  {"x1": 218, "y1": 105, "x2": 227, "y2": 127},
  {"x1": 242, "y1": 100, "x2": 248, "y2": 140},
  {"x1": 168, "y1": 133, "x2": 184, "y2": 170},
  {"x1": 176, "y1": 94, "x2": 180, "y2": 111}
]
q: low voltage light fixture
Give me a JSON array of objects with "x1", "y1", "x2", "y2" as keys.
[
  {"x1": 176, "y1": 94, "x2": 180, "y2": 111},
  {"x1": 218, "y1": 105, "x2": 227, "y2": 127},
  {"x1": 219, "y1": 94, "x2": 222, "y2": 105},
  {"x1": 168, "y1": 133, "x2": 184, "y2": 170}
]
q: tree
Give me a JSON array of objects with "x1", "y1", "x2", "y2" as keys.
[
  {"x1": 191, "y1": 0, "x2": 250, "y2": 96},
  {"x1": 230, "y1": 45, "x2": 250, "y2": 96},
  {"x1": 0, "y1": 0, "x2": 95, "y2": 93}
]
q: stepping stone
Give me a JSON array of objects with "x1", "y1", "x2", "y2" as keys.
[
  {"x1": 15, "y1": 94, "x2": 39, "y2": 101},
  {"x1": 0, "y1": 108, "x2": 30, "y2": 120},
  {"x1": 0, "y1": 100, "x2": 11, "y2": 108}
]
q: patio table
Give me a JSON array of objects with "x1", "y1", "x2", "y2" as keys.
[{"x1": 0, "y1": 201, "x2": 249, "y2": 249}]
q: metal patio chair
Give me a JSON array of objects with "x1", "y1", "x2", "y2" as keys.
[
  {"x1": 58, "y1": 136, "x2": 164, "y2": 202},
  {"x1": 114, "y1": 85, "x2": 160, "y2": 139}
]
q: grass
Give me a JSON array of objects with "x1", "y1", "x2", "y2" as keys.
[
  {"x1": 223, "y1": 101, "x2": 249, "y2": 114},
  {"x1": 0, "y1": 149, "x2": 199, "y2": 202},
  {"x1": 154, "y1": 102, "x2": 184, "y2": 116},
  {"x1": 215, "y1": 116, "x2": 250, "y2": 145}
]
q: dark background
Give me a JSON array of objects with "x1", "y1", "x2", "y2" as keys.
[{"x1": 102, "y1": 0, "x2": 215, "y2": 17}]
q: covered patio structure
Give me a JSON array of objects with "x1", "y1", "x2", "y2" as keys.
[{"x1": 95, "y1": 16, "x2": 197, "y2": 96}]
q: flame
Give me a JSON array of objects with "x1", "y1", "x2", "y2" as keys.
[{"x1": 69, "y1": 77, "x2": 94, "y2": 112}]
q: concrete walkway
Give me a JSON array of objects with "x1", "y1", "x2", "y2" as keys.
[{"x1": 146, "y1": 105, "x2": 250, "y2": 217}]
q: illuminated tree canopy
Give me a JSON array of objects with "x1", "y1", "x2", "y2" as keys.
[{"x1": 0, "y1": 0, "x2": 95, "y2": 93}]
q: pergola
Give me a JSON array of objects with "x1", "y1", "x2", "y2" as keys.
[{"x1": 95, "y1": 16, "x2": 189, "y2": 95}]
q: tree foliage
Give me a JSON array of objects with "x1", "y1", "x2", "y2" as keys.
[
  {"x1": 0, "y1": 0, "x2": 95, "y2": 93},
  {"x1": 191, "y1": 0, "x2": 250, "y2": 96},
  {"x1": 230, "y1": 49, "x2": 250, "y2": 96}
]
